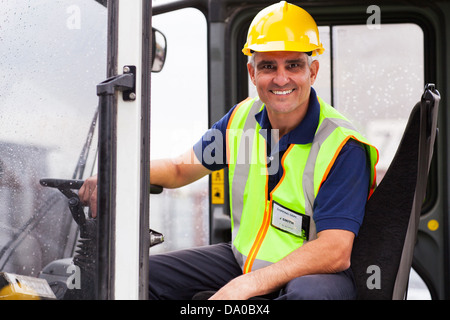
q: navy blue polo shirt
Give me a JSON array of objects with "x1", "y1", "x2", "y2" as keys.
[{"x1": 193, "y1": 88, "x2": 370, "y2": 236}]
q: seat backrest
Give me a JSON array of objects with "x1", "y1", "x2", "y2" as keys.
[{"x1": 351, "y1": 84, "x2": 440, "y2": 300}]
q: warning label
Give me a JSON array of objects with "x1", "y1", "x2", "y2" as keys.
[{"x1": 211, "y1": 169, "x2": 225, "y2": 204}]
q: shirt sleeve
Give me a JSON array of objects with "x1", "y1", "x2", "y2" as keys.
[
  {"x1": 193, "y1": 105, "x2": 237, "y2": 172},
  {"x1": 313, "y1": 139, "x2": 371, "y2": 236}
]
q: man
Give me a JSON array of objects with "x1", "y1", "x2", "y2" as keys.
[{"x1": 80, "y1": 1, "x2": 378, "y2": 300}]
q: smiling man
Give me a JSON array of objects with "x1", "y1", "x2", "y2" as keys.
[
  {"x1": 80, "y1": 1, "x2": 378, "y2": 300},
  {"x1": 146, "y1": 1, "x2": 378, "y2": 300}
]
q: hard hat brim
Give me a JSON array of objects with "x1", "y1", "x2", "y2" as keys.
[{"x1": 242, "y1": 41, "x2": 325, "y2": 57}]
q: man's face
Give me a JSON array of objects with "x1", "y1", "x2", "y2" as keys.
[{"x1": 247, "y1": 51, "x2": 319, "y2": 118}]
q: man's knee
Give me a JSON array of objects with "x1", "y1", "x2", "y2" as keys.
[{"x1": 148, "y1": 244, "x2": 242, "y2": 300}]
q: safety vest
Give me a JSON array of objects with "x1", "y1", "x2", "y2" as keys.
[{"x1": 226, "y1": 96, "x2": 378, "y2": 274}]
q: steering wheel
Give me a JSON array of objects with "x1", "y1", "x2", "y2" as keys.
[{"x1": 39, "y1": 178, "x2": 164, "y2": 246}]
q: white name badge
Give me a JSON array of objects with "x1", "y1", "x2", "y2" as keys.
[{"x1": 271, "y1": 201, "x2": 309, "y2": 240}]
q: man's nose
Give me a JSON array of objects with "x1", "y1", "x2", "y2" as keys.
[{"x1": 273, "y1": 67, "x2": 289, "y2": 86}]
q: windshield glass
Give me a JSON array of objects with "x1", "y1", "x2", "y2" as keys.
[{"x1": 0, "y1": 0, "x2": 106, "y2": 298}]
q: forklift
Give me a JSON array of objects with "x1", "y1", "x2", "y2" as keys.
[{"x1": 0, "y1": 0, "x2": 448, "y2": 301}]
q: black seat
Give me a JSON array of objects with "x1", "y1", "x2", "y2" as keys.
[{"x1": 351, "y1": 84, "x2": 440, "y2": 299}]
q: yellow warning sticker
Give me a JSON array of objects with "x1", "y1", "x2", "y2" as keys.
[
  {"x1": 212, "y1": 185, "x2": 225, "y2": 204},
  {"x1": 211, "y1": 170, "x2": 225, "y2": 204},
  {"x1": 212, "y1": 170, "x2": 224, "y2": 184}
]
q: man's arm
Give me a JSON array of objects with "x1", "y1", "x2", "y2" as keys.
[
  {"x1": 150, "y1": 148, "x2": 212, "y2": 188},
  {"x1": 209, "y1": 229, "x2": 355, "y2": 300},
  {"x1": 79, "y1": 148, "x2": 211, "y2": 217}
]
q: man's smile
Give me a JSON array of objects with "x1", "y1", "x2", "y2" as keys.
[{"x1": 270, "y1": 89, "x2": 295, "y2": 95}]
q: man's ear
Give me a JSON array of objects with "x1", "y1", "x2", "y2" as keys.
[
  {"x1": 310, "y1": 60, "x2": 319, "y2": 85},
  {"x1": 247, "y1": 62, "x2": 256, "y2": 86}
]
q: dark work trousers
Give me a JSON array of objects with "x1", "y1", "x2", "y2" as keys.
[{"x1": 148, "y1": 242, "x2": 357, "y2": 300}]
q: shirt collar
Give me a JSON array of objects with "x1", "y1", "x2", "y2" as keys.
[{"x1": 255, "y1": 87, "x2": 320, "y2": 148}]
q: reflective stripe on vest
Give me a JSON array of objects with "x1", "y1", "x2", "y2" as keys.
[{"x1": 226, "y1": 96, "x2": 378, "y2": 273}]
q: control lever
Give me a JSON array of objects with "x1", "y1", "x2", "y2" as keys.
[
  {"x1": 150, "y1": 229, "x2": 164, "y2": 247},
  {"x1": 40, "y1": 179, "x2": 96, "y2": 239}
]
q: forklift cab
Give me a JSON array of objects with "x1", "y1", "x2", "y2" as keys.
[{"x1": 0, "y1": 0, "x2": 448, "y2": 300}]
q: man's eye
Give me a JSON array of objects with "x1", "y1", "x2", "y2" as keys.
[{"x1": 262, "y1": 65, "x2": 274, "y2": 70}]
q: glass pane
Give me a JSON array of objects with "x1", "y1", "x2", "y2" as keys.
[
  {"x1": 312, "y1": 26, "x2": 332, "y2": 105},
  {"x1": 0, "y1": 0, "x2": 107, "y2": 298},
  {"x1": 150, "y1": 8, "x2": 209, "y2": 253},
  {"x1": 332, "y1": 23, "x2": 424, "y2": 182}
]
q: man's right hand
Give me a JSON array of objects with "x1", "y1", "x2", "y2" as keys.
[{"x1": 79, "y1": 175, "x2": 98, "y2": 218}]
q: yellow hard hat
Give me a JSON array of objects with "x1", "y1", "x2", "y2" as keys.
[{"x1": 242, "y1": 1, "x2": 325, "y2": 56}]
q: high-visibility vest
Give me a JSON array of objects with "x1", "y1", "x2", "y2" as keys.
[{"x1": 226, "y1": 96, "x2": 378, "y2": 273}]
